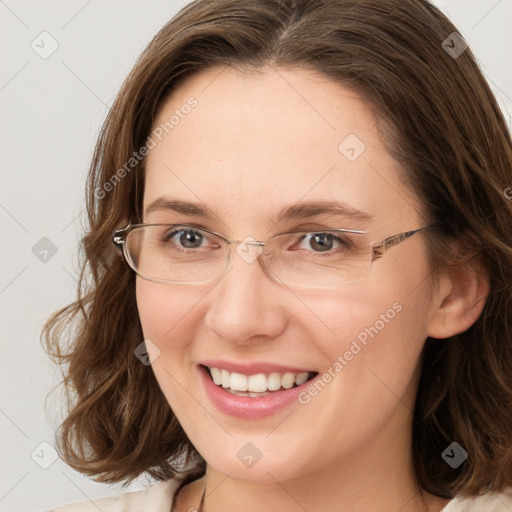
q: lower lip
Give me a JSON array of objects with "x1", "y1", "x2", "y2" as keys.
[{"x1": 198, "y1": 365, "x2": 317, "y2": 420}]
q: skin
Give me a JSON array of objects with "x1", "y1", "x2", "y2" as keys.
[{"x1": 136, "y1": 66, "x2": 489, "y2": 512}]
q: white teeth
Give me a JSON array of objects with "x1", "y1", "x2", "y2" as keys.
[
  {"x1": 210, "y1": 367, "x2": 222, "y2": 385},
  {"x1": 248, "y1": 373, "x2": 268, "y2": 392},
  {"x1": 282, "y1": 372, "x2": 296, "y2": 389},
  {"x1": 207, "y1": 367, "x2": 312, "y2": 393},
  {"x1": 229, "y1": 372, "x2": 248, "y2": 392},
  {"x1": 295, "y1": 372, "x2": 309, "y2": 386},
  {"x1": 227, "y1": 389, "x2": 270, "y2": 397},
  {"x1": 221, "y1": 369, "x2": 230, "y2": 388},
  {"x1": 267, "y1": 372, "x2": 282, "y2": 391}
]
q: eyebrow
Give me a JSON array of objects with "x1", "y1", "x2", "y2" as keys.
[{"x1": 144, "y1": 197, "x2": 373, "y2": 223}]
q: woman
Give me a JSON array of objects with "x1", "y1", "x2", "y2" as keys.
[{"x1": 44, "y1": 0, "x2": 512, "y2": 510}]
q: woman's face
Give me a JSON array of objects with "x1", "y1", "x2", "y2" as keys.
[{"x1": 137, "y1": 66, "x2": 437, "y2": 482}]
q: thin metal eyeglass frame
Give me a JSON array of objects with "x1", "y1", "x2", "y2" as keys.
[{"x1": 112, "y1": 223, "x2": 438, "y2": 286}]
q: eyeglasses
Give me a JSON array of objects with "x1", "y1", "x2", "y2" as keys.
[{"x1": 112, "y1": 223, "x2": 437, "y2": 289}]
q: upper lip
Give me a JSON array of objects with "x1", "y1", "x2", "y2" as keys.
[{"x1": 199, "y1": 359, "x2": 315, "y2": 375}]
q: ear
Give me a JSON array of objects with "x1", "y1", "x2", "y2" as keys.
[{"x1": 427, "y1": 252, "x2": 490, "y2": 339}]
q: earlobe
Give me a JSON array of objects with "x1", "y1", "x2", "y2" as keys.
[{"x1": 427, "y1": 255, "x2": 490, "y2": 340}]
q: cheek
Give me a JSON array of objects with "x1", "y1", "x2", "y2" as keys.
[
  {"x1": 300, "y1": 253, "x2": 431, "y2": 379},
  {"x1": 294, "y1": 284, "x2": 406, "y2": 357},
  {"x1": 338, "y1": 261, "x2": 431, "y2": 400},
  {"x1": 296, "y1": 286, "x2": 429, "y2": 441},
  {"x1": 137, "y1": 279, "x2": 189, "y2": 334},
  {"x1": 135, "y1": 278, "x2": 206, "y2": 358},
  {"x1": 135, "y1": 278, "x2": 204, "y2": 407}
]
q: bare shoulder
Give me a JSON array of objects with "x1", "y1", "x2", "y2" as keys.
[{"x1": 46, "y1": 480, "x2": 178, "y2": 512}]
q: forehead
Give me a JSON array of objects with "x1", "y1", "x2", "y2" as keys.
[{"x1": 142, "y1": 66, "x2": 423, "y2": 232}]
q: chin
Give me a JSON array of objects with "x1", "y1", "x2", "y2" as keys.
[{"x1": 196, "y1": 438, "x2": 310, "y2": 483}]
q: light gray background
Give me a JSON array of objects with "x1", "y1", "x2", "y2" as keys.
[{"x1": 0, "y1": 1, "x2": 511, "y2": 511}]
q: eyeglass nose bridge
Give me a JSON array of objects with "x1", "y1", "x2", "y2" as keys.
[
  {"x1": 223, "y1": 237, "x2": 277, "y2": 276},
  {"x1": 227, "y1": 238, "x2": 266, "y2": 246}
]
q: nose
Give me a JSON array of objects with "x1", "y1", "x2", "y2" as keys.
[{"x1": 204, "y1": 245, "x2": 288, "y2": 345}]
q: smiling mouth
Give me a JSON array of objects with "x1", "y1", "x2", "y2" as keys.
[{"x1": 201, "y1": 364, "x2": 318, "y2": 397}]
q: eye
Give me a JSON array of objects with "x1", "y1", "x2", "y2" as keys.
[
  {"x1": 163, "y1": 227, "x2": 211, "y2": 249},
  {"x1": 297, "y1": 232, "x2": 352, "y2": 253}
]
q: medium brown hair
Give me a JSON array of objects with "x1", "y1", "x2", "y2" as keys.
[{"x1": 43, "y1": 0, "x2": 512, "y2": 498}]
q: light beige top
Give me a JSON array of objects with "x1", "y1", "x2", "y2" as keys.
[
  {"x1": 47, "y1": 479, "x2": 512, "y2": 512},
  {"x1": 47, "y1": 479, "x2": 179, "y2": 512}
]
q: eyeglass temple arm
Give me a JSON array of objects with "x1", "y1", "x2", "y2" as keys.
[{"x1": 371, "y1": 226, "x2": 435, "y2": 260}]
